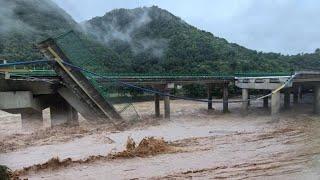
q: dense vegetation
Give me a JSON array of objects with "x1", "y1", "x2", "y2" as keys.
[
  {"x1": 0, "y1": 0, "x2": 76, "y2": 60},
  {"x1": 0, "y1": 1, "x2": 319, "y2": 75},
  {"x1": 83, "y1": 6, "x2": 320, "y2": 74}
]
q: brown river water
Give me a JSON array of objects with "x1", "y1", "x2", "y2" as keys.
[{"x1": 0, "y1": 99, "x2": 319, "y2": 179}]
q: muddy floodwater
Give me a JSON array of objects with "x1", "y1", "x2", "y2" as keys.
[{"x1": 0, "y1": 99, "x2": 320, "y2": 179}]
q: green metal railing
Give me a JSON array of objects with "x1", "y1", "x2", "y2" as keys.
[
  {"x1": 10, "y1": 69, "x2": 57, "y2": 77},
  {"x1": 2, "y1": 68, "x2": 293, "y2": 78}
]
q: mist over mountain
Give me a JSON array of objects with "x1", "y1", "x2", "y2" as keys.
[
  {"x1": 81, "y1": 6, "x2": 320, "y2": 73},
  {"x1": 0, "y1": 0, "x2": 319, "y2": 73},
  {"x1": 0, "y1": 0, "x2": 77, "y2": 60}
]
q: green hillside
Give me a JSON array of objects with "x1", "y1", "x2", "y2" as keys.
[
  {"x1": 82, "y1": 6, "x2": 320, "y2": 73},
  {"x1": 0, "y1": 0, "x2": 77, "y2": 60},
  {"x1": 0, "y1": 1, "x2": 319, "y2": 73}
]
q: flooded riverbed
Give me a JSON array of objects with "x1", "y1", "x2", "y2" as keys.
[{"x1": 0, "y1": 100, "x2": 319, "y2": 179}]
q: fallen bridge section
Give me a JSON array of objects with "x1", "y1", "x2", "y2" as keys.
[{"x1": 38, "y1": 37, "x2": 122, "y2": 123}]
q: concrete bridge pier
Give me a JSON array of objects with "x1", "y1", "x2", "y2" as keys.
[
  {"x1": 50, "y1": 99, "x2": 79, "y2": 127},
  {"x1": 298, "y1": 86, "x2": 303, "y2": 102},
  {"x1": 271, "y1": 91, "x2": 281, "y2": 120},
  {"x1": 21, "y1": 110, "x2": 43, "y2": 129},
  {"x1": 164, "y1": 87, "x2": 171, "y2": 119},
  {"x1": 154, "y1": 93, "x2": 160, "y2": 118},
  {"x1": 223, "y1": 83, "x2": 229, "y2": 113},
  {"x1": 293, "y1": 87, "x2": 299, "y2": 104},
  {"x1": 207, "y1": 84, "x2": 213, "y2": 110},
  {"x1": 241, "y1": 88, "x2": 249, "y2": 116},
  {"x1": 0, "y1": 91, "x2": 44, "y2": 129},
  {"x1": 263, "y1": 96, "x2": 269, "y2": 108},
  {"x1": 284, "y1": 89, "x2": 291, "y2": 109},
  {"x1": 153, "y1": 84, "x2": 172, "y2": 119},
  {"x1": 313, "y1": 85, "x2": 320, "y2": 114}
]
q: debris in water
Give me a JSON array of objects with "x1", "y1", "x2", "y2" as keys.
[
  {"x1": 126, "y1": 136, "x2": 136, "y2": 151},
  {"x1": 110, "y1": 136, "x2": 174, "y2": 158},
  {"x1": 12, "y1": 137, "x2": 176, "y2": 178}
]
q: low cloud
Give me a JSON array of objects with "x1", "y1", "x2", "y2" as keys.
[
  {"x1": 54, "y1": 0, "x2": 320, "y2": 55},
  {"x1": 0, "y1": 0, "x2": 36, "y2": 34},
  {"x1": 81, "y1": 8, "x2": 168, "y2": 57}
]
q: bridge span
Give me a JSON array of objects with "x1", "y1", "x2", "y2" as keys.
[
  {"x1": 0, "y1": 31, "x2": 319, "y2": 130},
  {"x1": 1, "y1": 66, "x2": 320, "y2": 130}
]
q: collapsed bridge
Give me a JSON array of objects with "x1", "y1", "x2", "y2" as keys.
[{"x1": 0, "y1": 31, "x2": 320, "y2": 129}]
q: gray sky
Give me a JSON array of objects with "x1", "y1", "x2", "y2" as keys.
[{"x1": 52, "y1": 0, "x2": 320, "y2": 55}]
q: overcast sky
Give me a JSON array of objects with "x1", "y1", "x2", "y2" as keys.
[{"x1": 52, "y1": 0, "x2": 320, "y2": 55}]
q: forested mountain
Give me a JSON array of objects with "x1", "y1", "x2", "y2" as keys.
[
  {"x1": 0, "y1": 0, "x2": 76, "y2": 60},
  {"x1": 0, "y1": 0, "x2": 319, "y2": 73},
  {"x1": 82, "y1": 6, "x2": 320, "y2": 73}
]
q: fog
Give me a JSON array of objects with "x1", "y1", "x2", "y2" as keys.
[{"x1": 53, "y1": 0, "x2": 320, "y2": 55}]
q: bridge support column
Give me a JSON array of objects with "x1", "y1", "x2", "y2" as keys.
[
  {"x1": 284, "y1": 89, "x2": 291, "y2": 109},
  {"x1": 223, "y1": 83, "x2": 229, "y2": 113},
  {"x1": 21, "y1": 110, "x2": 43, "y2": 129},
  {"x1": 271, "y1": 91, "x2": 281, "y2": 120},
  {"x1": 299, "y1": 86, "x2": 303, "y2": 102},
  {"x1": 164, "y1": 89, "x2": 170, "y2": 119},
  {"x1": 293, "y1": 88, "x2": 299, "y2": 104},
  {"x1": 207, "y1": 84, "x2": 213, "y2": 110},
  {"x1": 154, "y1": 93, "x2": 160, "y2": 118},
  {"x1": 241, "y1": 88, "x2": 249, "y2": 116},
  {"x1": 263, "y1": 96, "x2": 269, "y2": 108},
  {"x1": 313, "y1": 85, "x2": 320, "y2": 114},
  {"x1": 50, "y1": 99, "x2": 79, "y2": 127}
]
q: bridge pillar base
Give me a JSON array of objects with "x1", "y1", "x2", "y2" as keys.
[
  {"x1": 241, "y1": 89, "x2": 248, "y2": 116},
  {"x1": 21, "y1": 110, "x2": 43, "y2": 130},
  {"x1": 223, "y1": 83, "x2": 229, "y2": 113},
  {"x1": 207, "y1": 84, "x2": 213, "y2": 110},
  {"x1": 298, "y1": 86, "x2": 303, "y2": 102},
  {"x1": 155, "y1": 93, "x2": 160, "y2": 118},
  {"x1": 271, "y1": 91, "x2": 281, "y2": 120},
  {"x1": 263, "y1": 96, "x2": 269, "y2": 108},
  {"x1": 164, "y1": 89, "x2": 170, "y2": 119},
  {"x1": 293, "y1": 88, "x2": 299, "y2": 104},
  {"x1": 313, "y1": 85, "x2": 320, "y2": 114},
  {"x1": 50, "y1": 99, "x2": 79, "y2": 127},
  {"x1": 284, "y1": 89, "x2": 291, "y2": 109}
]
